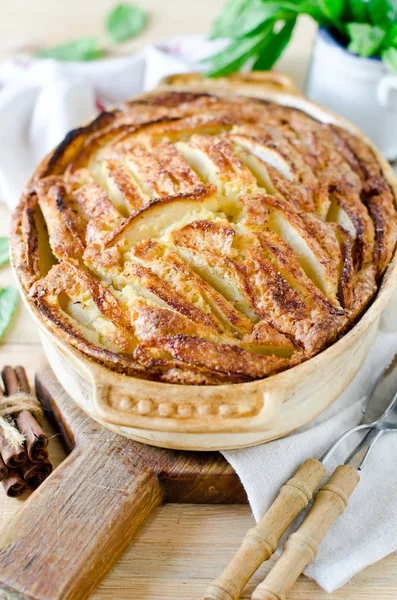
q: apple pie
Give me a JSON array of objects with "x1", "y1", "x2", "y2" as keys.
[{"x1": 12, "y1": 91, "x2": 397, "y2": 384}]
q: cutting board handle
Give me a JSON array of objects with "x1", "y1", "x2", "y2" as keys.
[
  {"x1": 0, "y1": 365, "x2": 246, "y2": 600},
  {"x1": 0, "y1": 374, "x2": 163, "y2": 600},
  {"x1": 0, "y1": 445, "x2": 162, "y2": 600}
]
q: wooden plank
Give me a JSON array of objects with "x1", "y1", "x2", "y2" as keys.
[
  {"x1": 2, "y1": 497, "x2": 397, "y2": 599},
  {"x1": 93, "y1": 506, "x2": 397, "y2": 600}
]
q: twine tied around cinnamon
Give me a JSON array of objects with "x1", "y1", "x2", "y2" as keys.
[{"x1": 0, "y1": 392, "x2": 43, "y2": 451}]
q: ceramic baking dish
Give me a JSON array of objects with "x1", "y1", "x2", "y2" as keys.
[{"x1": 11, "y1": 72, "x2": 397, "y2": 451}]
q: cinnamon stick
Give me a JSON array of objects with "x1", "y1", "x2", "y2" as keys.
[
  {"x1": 17, "y1": 411, "x2": 48, "y2": 462},
  {"x1": 2, "y1": 469, "x2": 26, "y2": 497},
  {"x1": 0, "y1": 455, "x2": 8, "y2": 482},
  {"x1": 0, "y1": 366, "x2": 27, "y2": 467},
  {"x1": 0, "y1": 434, "x2": 26, "y2": 468},
  {"x1": 20, "y1": 459, "x2": 52, "y2": 489},
  {"x1": 1, "y1": 365, "x2": 20, "y2": 396},
  {"x1": 14, "y1": 366, "x2": 48, "y2": 463},
  {"x1": 0, "y1": 367, "x2": 27, "y2": 469}
]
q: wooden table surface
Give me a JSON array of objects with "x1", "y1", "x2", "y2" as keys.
[{"x1": 0, "y1": 2, "x2": 396, "y2": 598}]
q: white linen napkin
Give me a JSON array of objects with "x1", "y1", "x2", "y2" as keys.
[{"x1": 1, "y1": 34, "x2": 396, "y2": 594}]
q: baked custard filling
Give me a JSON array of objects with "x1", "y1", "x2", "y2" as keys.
[{"x1": 12, "y1": 92, "x2": 397, "y2": 384}]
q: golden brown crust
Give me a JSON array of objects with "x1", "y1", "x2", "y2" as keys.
[{"x1": 12, "y1": 91, "x2": 397, "y2": 384}]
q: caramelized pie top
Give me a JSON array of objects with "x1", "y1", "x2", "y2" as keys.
[{"x1": 12, "y1": 92, "x2": 397, "y2": 384}]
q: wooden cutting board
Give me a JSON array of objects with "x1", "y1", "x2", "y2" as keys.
[{"x1": 0, "y1": 364, "x2": 246, "y2": 600}]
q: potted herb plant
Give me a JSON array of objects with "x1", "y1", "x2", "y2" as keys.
[{"x1": 205, "y1": 0, "x2": 397, "y2": 159}]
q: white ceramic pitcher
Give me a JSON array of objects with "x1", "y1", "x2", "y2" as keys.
[{"x1": 306, "y1": 28, "x2": 397, "y2": 160}]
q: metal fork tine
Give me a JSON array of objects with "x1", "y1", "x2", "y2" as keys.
[
  {"x1": 320, "y1": 422, "x2": 372, "y2": 463},
  {"x1": 344, "y1": 428, "x2": 384, "y2": 471}
]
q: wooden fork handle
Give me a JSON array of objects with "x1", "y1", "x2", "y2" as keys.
[
  {"x1": 205, "y1": 458, "x2": 326, "y2": 600},
  {"x1": 251, "y1": 465, "x2": 360, "y2": 600}
]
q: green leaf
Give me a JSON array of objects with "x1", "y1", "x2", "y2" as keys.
[
  {"x1": 205, "y1": 27, "x2": 273, "y2": 77},
  {"x1": 34, "y1": 38, "x2": 104, "y2": 61},
  {"x1": 389, "y1": 0, "x2": 397, "y2": 13},
  {"x1": 209, "y1": 0, "x2": 304, "y2": 40},
  {"x1": 346, "y1": 0, "x2": 368, "y2": 22},
  {"x1": 252, "y1": 18, "x2": 297, "y2": 70},
  {"x1": 0, "y1": 287, "x2": 18, "y2": 340},
  {"x1": 209, "y1": 0, "x2": 247, "y2": 39},
  {"x1": 367, "y1": 0, "x2": 397, "y2": 26},
  {"x1": 347, "y1": 22, "x2": 386, "y2": 56},
  {"x1": 106, "y1": 3, "x2": 147, "y2": 43},
  {"x1": 298, "y1": 0, "x2": 330, "y2": 23},
  {"x1": 0, "y1": 238, "x2": 9, "y2": 268},
  {"x1": 383, "y1": 47, "x2": 397, "y2": 72},
  {"x1": 317, "y1": 0, "x2": 344, "y2": 21},
  {"x1": 224, "y1": 1, "x2": 288, "y2": 39},
  {"x1": 384, "y1": 22, "x2": 397, "y2": 46}
]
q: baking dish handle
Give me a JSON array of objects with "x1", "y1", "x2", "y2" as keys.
[{"x1": 92, "y1": 372, "x2": 283, "y2": 436}]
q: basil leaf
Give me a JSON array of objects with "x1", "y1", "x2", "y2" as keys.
[
  {"x1": 206, "y1": 27, "x2": 273, "y2": 77},
  {"x1": 383, "y1": 47, "x2": 397, "y2": 72},
  {"x1": 347, "y1": 23, "x2": 386, "y2": 56},
  {"x1": 367, "y1": 0, "x2": 397, "y2": 26},
  {"x1": 209, "y1": 0, "x2": 247, "y2": 39},
  {"x1": 35, "y1": 38, "x2": 104, "y2": 61},
  {"x1": 317, "y1": 0, "x2": 344, "y2": 21},
  {"x1": 0, "y1": 238, "x2": 9, "y2": 268},
  {"x1": 0, "y1": 287, "x2": 18, "y2": 340},
  {"x1": 253, "y1": 18, "x2": 297, "y2": 70},
  {"x1": 346, "y1": 0, "x2": 368, "y2": 22},
  {"x1": 384, "y1": 22, "x2": 397, "y2": 45},
  {"x1": 299, "y1": 0, "x2": 330, "y2": 23},
  {"x1": 106, "y1": 3, "x2": 147, "y2": 43},
  {"x1": 209, "y1": 0, "x2": 304, "y2": 40},
  {"x1": 226, "y1": 1, "x2": 288, "y2": 39}
]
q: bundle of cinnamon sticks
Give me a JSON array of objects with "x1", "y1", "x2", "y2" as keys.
[{"x1": 0, "y1": 366, "x2": 52, "y2": 496}]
